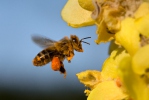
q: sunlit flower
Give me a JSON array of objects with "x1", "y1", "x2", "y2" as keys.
[
  {"x1": 118, "y1": 45, "x2": 149, "y2": 100},
  {"x1": 61, "y1": 0, "x2": 149, "y2": 100},
  {"x1": 61, "y1": 0, "x2": 95, "y2": 28},
  {"x1": 77, "y1": 49, "x2": 129, "y2": 100},
  {"x1": 78, "y1": 0, "x2": 94, "y2": 11},
  {"x1": 77, "y1": 45, "x2": 149, "y2": 100},
  {"x1": 61, "y1": 0, "x2": 149, "y2": 44},
  {"x1": 115, "y1": 2, "x2": 149, "y2": 55},
  {"x1": 92, "y1": 0, "x2": 143, "y2": 44}
]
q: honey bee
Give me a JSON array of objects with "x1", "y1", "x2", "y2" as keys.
[{"x1": 32, "y1": 34, "x2": 91, "y2": 78}]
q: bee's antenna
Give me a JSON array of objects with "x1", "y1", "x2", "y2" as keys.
[
  {"x1": 80, "y1": 37, "x2": 91, "y2": 45},
  {"x1": 81, "y1": 41, "x2": 90, "y2": 45},
  {"x1": 80, "y1": 37, "x2": 91, "y2": 41}
]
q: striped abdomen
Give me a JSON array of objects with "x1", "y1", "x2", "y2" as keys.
[{"x1": 33, "y1": 50, "x2": 52, "y2": 66}]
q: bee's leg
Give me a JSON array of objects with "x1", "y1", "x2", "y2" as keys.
[
  {"x1": 62, "y1": 50, "x2": 70, "y2": 63},
  {"x1": 68, "y1": 51, "x2": 71, "y2": 63},
  {"x1": 66, "y1": 56, "x2": 71, "y2": 63},
  {"x1": 66, "y1": 51, "x2": 74, "y2": 63},
  {"x1": 68, "y1": 51, "x2": 71, "y2": 56},
  {"x1": 65, "y1": 52, "x2": 71, "y2": 63},
  {"x1": 59, "y1": 61, "x2": 66, "y2": 78}
]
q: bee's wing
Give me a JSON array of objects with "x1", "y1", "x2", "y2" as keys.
[
  {"x1": 55, "y1": 36, "x2": 72, "y2": 52},
  {"x1": 59, "y1": 36, "x2": 70, "y2": 43},
  {"x1": 32, "y1": 35, "x2": 57, "y2": 48}
]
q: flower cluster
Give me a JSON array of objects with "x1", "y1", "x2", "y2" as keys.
[{"x1": 61, "y1": 0, "x2": 149, "y2": 100}]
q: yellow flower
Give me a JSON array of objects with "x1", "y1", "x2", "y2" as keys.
[
  {"x1": 94, "y1": 20, "x2": 115, "y2": 44},
  {"x1": 115, "y1": 2, "x2": 149, "y2": 55},
  {"x1": 87, "y1": 80, "x2": 127, "y2": 100},
  {"x1": 78, "y1": 0, "x2": 94, "y2": 11},
  {"x1": 94, "y1": 1, "x2": 149, "y2": 45},
  {"x1": 118, "y1": 45, "x2": 149, "y2": 100},
  {"x1": 132, "y1": 45, "x2": 149, "y2": 75},
  {"x1": 90, "y1": 0, "x2": 143, "y2": 44},
  {"x1": 101, "y1": 48, "x2": 129, "y2": 80},
  {"x1": 76, "y1": 70, "x2": 101, "y2": 91},
  {"x1": 76, "y1": 49, "x2": 129, "y2": 100},
  {"x1": 62, "y1": 0, "x2": 147, "y2": 44},
  {"x1": 77, "y1": 45, "x2": 149, "y2": 100},
  {"x1": 115, "y1": 17, "x2": 140, "y2": 55},
  {"x1": 61, "y1": 0, "x2": 95, "y2": 28},
  {"x1": 61, "y1": 0, "x2": 149, "y2": 100}
]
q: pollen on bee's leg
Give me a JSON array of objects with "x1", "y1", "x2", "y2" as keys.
[{"x1": 51, "y1": 57, "x2": 61, "y2": 71}]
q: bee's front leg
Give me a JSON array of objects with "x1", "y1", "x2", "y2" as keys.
[
  {"x1": 66, "y1": 51, "x2": 74, "y2": 63},
  {"x1": 68, "y1": 60, "x2": 71, "y2": 63},
  {"x1": 66, "y1": 55, "x2": 71, "y2": 63}
]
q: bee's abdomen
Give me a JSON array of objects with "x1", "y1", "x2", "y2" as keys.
[{"x1": 33, "y1": 50, "x2": 51, "y2": 66}]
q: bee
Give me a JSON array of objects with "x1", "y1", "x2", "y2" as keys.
[{"x1": 32, "y1": 34, "x2": 91, "y2": 78}]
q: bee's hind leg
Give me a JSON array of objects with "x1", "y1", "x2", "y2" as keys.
[{"x1": 59, "y1": 61, "x2": 66, "y2": 78}]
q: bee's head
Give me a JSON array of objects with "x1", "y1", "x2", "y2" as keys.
[{"x1": 71, "y1": 35, "x2": 91, "y2": 52}]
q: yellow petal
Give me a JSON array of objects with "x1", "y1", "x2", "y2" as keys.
[
  {"x1": 76, "y1": 70, "x2": 101, "y2": 89},
  {"x1": 132, "y1": 45, "x2": 149, "y2": 75},
  {"x1": 101, "y1": 49, "x2": 129, "y2": 80},
  {"x1": 135, "y1": 13, "x2": 149, "y2": 37},
  {"x1": 134, "y1": 2, "x2": 149, "y2": 19},
  {"x1": 95, "y1": 20, "x2": 115, "y2": 44},
  {"x1": 108, "y1": 40, "x2": 124, "y2": 55},
  {"x1": 61, "y1": 0, "x2": 95, "y2": 28},
  {"x1": 115, "y1": 18, "x2": 140, "y2": 55},
  {"x1": 78, "y1": 0, "x2": 94, "y2": 11},
  {"x1": 119, "y1": 56, "x2": 149, "y2": 100},
  {"x1": 87, "y1": 81, "x2": 127, "y2": 100},
  {"x1": 103, "y1": 7, "x2": 122, "y2": 33}
]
